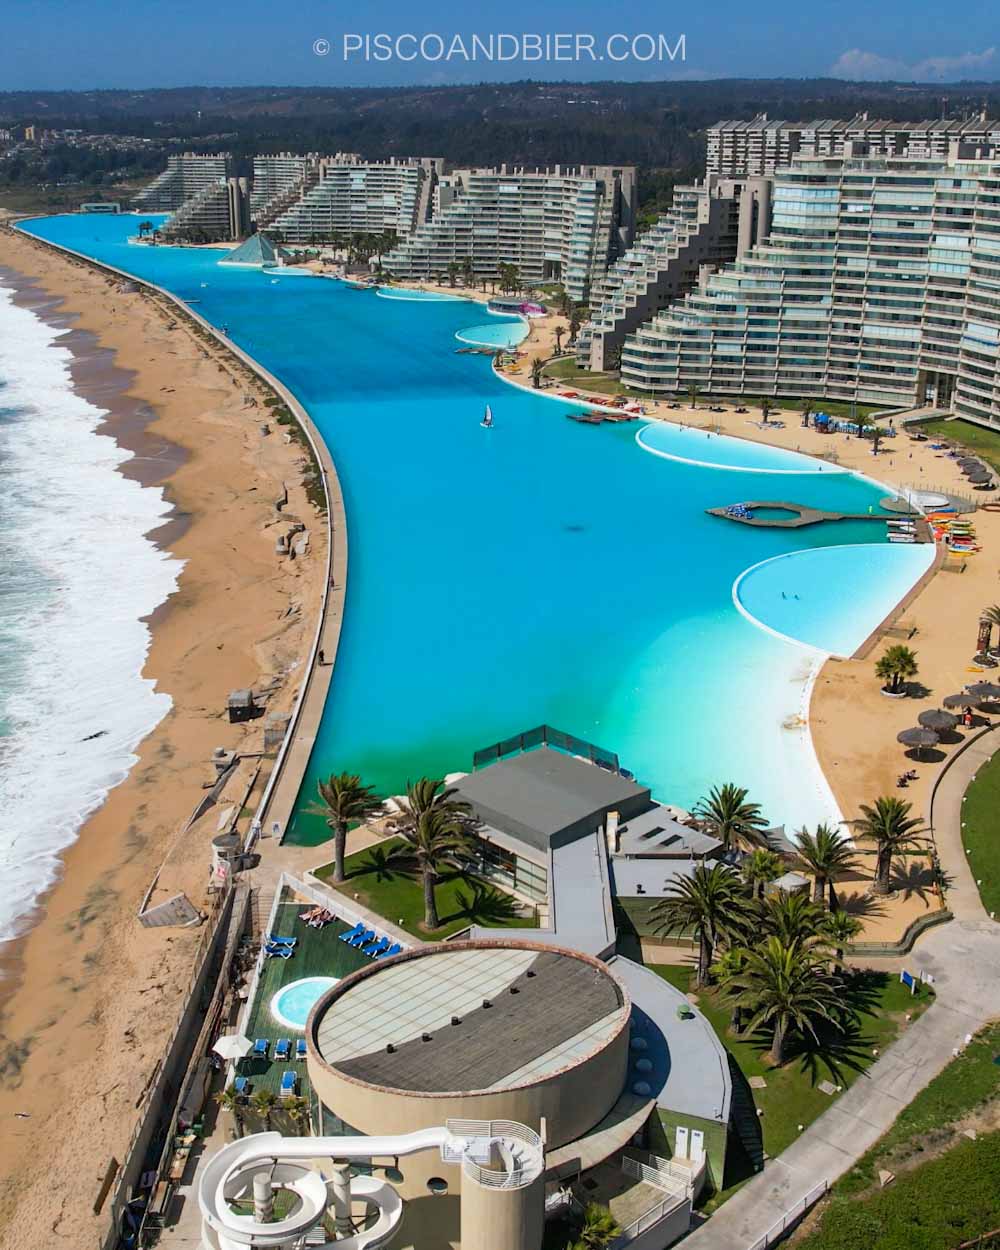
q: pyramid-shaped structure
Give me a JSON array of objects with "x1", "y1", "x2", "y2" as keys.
[{"x1": 220, "y1": 233, "x2": 282, "y2": 267}]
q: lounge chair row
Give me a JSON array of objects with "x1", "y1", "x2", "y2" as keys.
[
  {"x1": 252, "y1": 1037, "x2": 307, "y2": 1062},
  {"x1": 234, "y1": 1069, "x2": 298, "y2": 1098},
  {"x1": 338, "y1": 921, "x2": 402, "y2": 959}
]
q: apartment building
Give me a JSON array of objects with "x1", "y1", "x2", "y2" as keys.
[
  {"x1": 382, "y1": 164, "x2": 637, "y2": 302},
  {"x1": 619, "y1": 144, "x2": 1000, "y2": 427},
  {"x1": 707, "y1": 113, "x2": 1000, "y2": 177},
  {"x1": 132, "y1": 152, "x2": 232, "y2": 211},
  {"x1": 577, "y1": 176, "x2": 771, "y2": 371},
  {"x1": 262, "y1": 154, "x2": 443, "y2": 242}
]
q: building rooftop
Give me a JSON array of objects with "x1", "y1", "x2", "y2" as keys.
[
  {"x1": 312, "y1": 943, "x2": 628, "y2": 1094},
  {"x1": 453, "y1": 747, "x2": 650, "y2": 854}
]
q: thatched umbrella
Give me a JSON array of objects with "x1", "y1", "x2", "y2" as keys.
[
  {"x1": 966, "y1": 682, "x2": 1000, "y2": 700},
  {"x1": 943, "y1": 692, "x2": 977, "y2": 709},
  {"x1": 897, "y1": 726, "x2": 939, "y2": 759},
  {"x1": 918, "y1": 708, "x2": 959, "y2": 732}
]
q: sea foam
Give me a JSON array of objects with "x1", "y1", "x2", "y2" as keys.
[{"x1": 0, "y1": 283, "x2": 182, "y2": 943}]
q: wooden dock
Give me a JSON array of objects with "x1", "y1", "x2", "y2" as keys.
[{"x1": 707, "y1": 500, "x2": 932, "y2": 541}]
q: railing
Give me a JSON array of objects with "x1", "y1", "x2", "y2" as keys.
[
  {"x1": 472, "y1": 724, "x2": 619, "y2": 772},
  {"x1": 447, "y1": 1119, "x2": 543, "y2": 1190},
  {"x1": 746, "y1": 1179, "x2": 829, "y2": 1250},
  {"x1": 847, "y1": 908, "x2": 953, "y2": 957},
  {"x1": 610, "y1": 1192, "x2": 689, "y2": 1248},
  {"x1": 622, "y1": 1154, "x2": 693, "y2": 1198}
]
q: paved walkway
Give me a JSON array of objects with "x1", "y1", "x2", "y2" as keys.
[
  {"x1": 684, "y1": 728, "x2": 1000, "y2": 1250},
  {"x1": 683, "y1": 919, "x2": 1000, "y2": 1249}
]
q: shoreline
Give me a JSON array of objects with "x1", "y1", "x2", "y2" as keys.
[{"x1": 0, "y1": 224, "x2": 330, "y2": 1243}]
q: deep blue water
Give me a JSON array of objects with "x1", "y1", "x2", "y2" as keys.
[{"x1": 20, "y1": 214, "x2": 925, "y2": 840}]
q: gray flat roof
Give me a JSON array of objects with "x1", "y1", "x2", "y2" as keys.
[
  {"x1": 607, "y1": 955, "x2": 732, "y2": 1125},
  {"x1": 454, "y1": 747, "x2": 650, "y2": 853},
  {"x1": 316, "y1": 945, "x2": 627, "y2": 1094},
  {"x1": 615, "y1": 805, "x2": 722, "y2": 858}
]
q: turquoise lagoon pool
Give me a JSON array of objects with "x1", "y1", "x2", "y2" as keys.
[
  {"x1": 455, "y1": 321, "x2": 529, "y2": 349},
  {"x1": 376, "y1": 286, "x2": 466, "y2": 301},
  {"x1": 636, "y1": 421, "x2": 846, "y2": 474},
  {"x1": 20, "y1": 215, "x2": 932, "y2": 840}
]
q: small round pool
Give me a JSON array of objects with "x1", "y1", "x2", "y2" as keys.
[{"x1": 270, "y1": 976, "x2": 339, "y2": 1030}]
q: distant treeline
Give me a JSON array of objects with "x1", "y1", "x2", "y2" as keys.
[{"x1": 4, "y1": 79, "x2": 1000, "y2": 210}]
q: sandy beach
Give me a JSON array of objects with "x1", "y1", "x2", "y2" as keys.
[
  {"x1": 497, "y1": 370, "x2": 999, "y2": 938},
  {"x1": 0, "y1": 227, "x2": 325, "y2": 1245}
]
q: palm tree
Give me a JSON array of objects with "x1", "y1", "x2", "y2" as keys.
[
  {"x1": 283, "y1": 1094, "x2": 311, "y2": 1135},
  {"x1": 461, "y1": 257, "x2": 475, "y2": 287},
  {"x1": 875, "y1": 644, "x2": 918, "y2": 694},
  {"x1": 249, "y1": 1088, "x2": 278, "y2": 1130},
  {"x1": 306, "y1": 773, "x2": 383, "y2": 883},
  {"x1": 760, "y1": 396, "x2": 773, "y2": 424},
  {"x1": 446, "y1": 261, "x2": 460, "y2": 288},
  {"x1": 213, "y1": 1085, "x2": 247, "y2": 1138},
  {"x1": 795, "y1": 824, "x2": 861, "y2": 908},
  {"x1": 742, "y1": 848, "x2": 782, "y2": 900},
  {"x1": 687, "y1": 382, "x2": 700, "y2": 409},
  {"x1": 854, "y1": 796, "x2": 928, "y2": 895},
  {"x1": 650, "y1": 863, "x2": 749, "y2": 987},
  {"x1": 857, "y1": 411, "x2": 884, "y2": 454},
  {"x1": 711, "y1": 947, "x2": 749, "y2": 1033},
  {"x1": 725, "y1": 937, "x2": 841, "y2": 1066},
  {"x1": 572, "y1": 1202, "x2": 621, "y2": 1250},
  {"x1": 800, "y1": 399, "x2": 813, "y2": 428},
  {"x1": 137, "y1": 219, "x2": 154, "y2": 238},
  {"x1": 822, "y1": 910, "x2": 862, "y2": 969},
  {"x1": 531, "y1": 357, "x2": 543, "y2": 389},
  {"x1": 694, "y1": 783, "x2": 770, "y2": 854},
  {"x1": 392, "y1": 779, "x2": 476, "y2": 930},
  {"x1": 760, "y1": 890, "x2": 826, "y2": 947},
  {"x1": 981, "y1": 604, "x2": 1000, "y2": 651},
  {"x1": 554, "y1": 324, "x2": 568, "y2": 354},
  {"x1": 569, "y1": 307, "x2": 582, "y2": 343}
]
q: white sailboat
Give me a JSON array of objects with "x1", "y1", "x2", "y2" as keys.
[{"x1": 481, "y1": 404, "x2": 494, "y2": 428}]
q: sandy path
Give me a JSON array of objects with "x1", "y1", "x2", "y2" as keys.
[{"x1": 0, "y1": 227, "x2": 324, "y2": 1246}]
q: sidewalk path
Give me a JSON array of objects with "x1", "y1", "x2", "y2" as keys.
[
  {"x1": 683, "y1": 918, "x2": 1000, "y2": 1249},
  {"x1": 684, "y1": 726, "x2": 1000, "y2": 1250}
]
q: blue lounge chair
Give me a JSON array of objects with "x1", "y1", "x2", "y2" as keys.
[
  {"x1": 296, "y1": 1039, "x2": 307, "y2": 1060},
  {"x1": 264, "y1": 943, "x2": 293, "y2": 959},
  {"x1": 267, "y1": 934, "x2": 297, "y2": 948},
  {"x1": 234, "y1": 1076, "x2": 251, "y2": 1095},
  {"x1": 279, "y1": 1070, "x2": 297, "y2": 1097},
  {"x1": 252, "y1": 1039, "x2": 269, "y2": 1059},
  {"x1": 363, "y1": 936, "x2": 391, "y2": 958},
  {"x1": 349, "y1": 928, "x2": 375, "y2": 949},
  {"x1": 275, "y1": 1038, "x2": 291, "y2": 1061},
  {"x1": 380, "y1": 942, "x2": 403, "y2": 959},
  {"x1": 339, "y1": 921, "x2": 366, "y2": 945}
]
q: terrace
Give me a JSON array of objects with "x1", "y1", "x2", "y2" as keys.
[{"x1": 236, "y1": 886, "x2": 376, "y2": 1104}]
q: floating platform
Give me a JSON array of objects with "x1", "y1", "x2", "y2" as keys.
[{"x1": 707, "y1": 500, "x2": 932, "y2": 541}]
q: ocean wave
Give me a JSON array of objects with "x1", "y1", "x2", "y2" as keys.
[{"x1": 0, "y1": 284, "x2": 183, "y2": 944}]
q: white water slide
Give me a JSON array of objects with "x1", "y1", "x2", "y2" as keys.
[{"x1": 198, "y1": 1121, "x2": 543, "y2": 1250}]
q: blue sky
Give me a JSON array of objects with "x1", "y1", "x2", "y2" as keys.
[{"x1": 3, "y1": 0, "x2": 997, "y2": 89}]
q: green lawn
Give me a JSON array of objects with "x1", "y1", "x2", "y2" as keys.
[
  {"x1": 237, "y1": 890, "x2": 372, "y2": 1100},
  {"x1": 961, "y1": 750, "x2": 1000, "y2": 917},
  {"x1": 315, "y1": 837, "x2": 539, "y2": 942},
  {"x1": 540, "y1": 356, "x2": 651, "y2": 398},
  {"x1": 837, "y1": 1020, "x2": 1000, "y2": 1196},
  {"x1": 650, "y1": 965, "x2": 933, "y2": 1209},
  {"x1": 795, "y1": 1132, "x2": 1000, "y2": 1250},
  {"x1": 921, "y1": 417, "x2": 1000, "y2": 475}
]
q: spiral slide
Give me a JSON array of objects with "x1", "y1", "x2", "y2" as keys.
[{"x1": 198, "y1": 1124, "x2": 541, "y2": 1250}]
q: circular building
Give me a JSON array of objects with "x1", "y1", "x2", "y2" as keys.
[{"x1": 307, "y1": 940, "x2": 631, "y2": 1248}]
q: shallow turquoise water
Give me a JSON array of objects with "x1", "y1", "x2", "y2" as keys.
[
  {"x1": 20, "y1": 214, "x2": 925, "y2": 841},
  {"x1": 376, "y1": 286, "x2": 466, "y2": 302},
  {"x1": 271, "y1": 976, "x2": 338, "y2": 1029},
  {"x1": 455, "y1": 321, "x2": 529, "y2": 349},
  {"x1": 636, "y1": 421, "x2": 844, "y2": 474}
]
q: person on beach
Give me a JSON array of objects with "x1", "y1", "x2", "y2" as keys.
[{"x1": 318, "y1": 649, "x2": 325, "y2": 665}]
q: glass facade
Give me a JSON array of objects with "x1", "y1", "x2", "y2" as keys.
[{"x1": 620, "y1": 153, "x2": 1000, "y2": 427}]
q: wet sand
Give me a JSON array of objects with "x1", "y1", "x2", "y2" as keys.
[{"x1": 0, "y1": 227, "x2": 325, "y2": 1244}]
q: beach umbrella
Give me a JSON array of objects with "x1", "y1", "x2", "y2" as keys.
[
  {"x1": 943, "y1": 692, "x2": 977, "y2": 709},
  {"x1": 918, "y1": 708, "x2": 959, "y2": 732},
  {"x1": 897, "y1": 727, "x2": 939, "y2": 755},
  {"x1": 212, "y1": 1033, "x2": 253, "y2": 1062},
  {"x1": 966, "y1": 682, "x2": 1000, "y2": 700}
]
